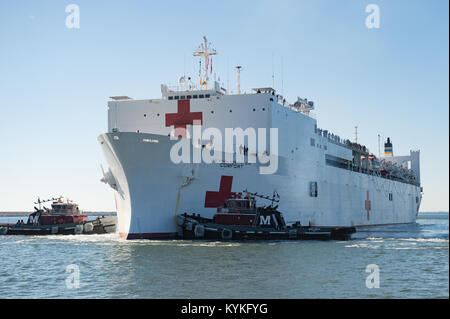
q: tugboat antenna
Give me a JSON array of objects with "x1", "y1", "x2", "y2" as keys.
[{"x1": 244, "y1": 190, "x2": 280, "y2": 205}]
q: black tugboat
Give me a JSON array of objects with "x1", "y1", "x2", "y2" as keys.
[
  {"x1": 177, "y1": 191, "x2": 356, "y2": 241},
  {"x1": 0, "y1": 196, "x2": 116, "y2": 236}
]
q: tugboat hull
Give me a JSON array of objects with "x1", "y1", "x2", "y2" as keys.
[
  {"x1": 0, "y1": 216, "x2": 117, "y2": 236},
  {"x1": 178, "y1": 214, "x2": 355, "y2": 241}
]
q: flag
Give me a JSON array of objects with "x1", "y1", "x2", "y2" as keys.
[{"x1": 210, "y1": 57, "x2": 213, "y2": 74}]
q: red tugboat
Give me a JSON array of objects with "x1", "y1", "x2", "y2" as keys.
[
  {"x1": 178, "y1": 191, "x2": 356, "y2": 241},
  {"x1": 0, "y1": 197, "x2": 116, "y2": 235}
]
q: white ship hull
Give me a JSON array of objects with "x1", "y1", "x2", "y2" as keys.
[
  {"x1": 99, "y1": 39, "x2": 421, "y2": 239},
  {"x1": 99, "y1": 132, "x2": 421, "y2": 239}
]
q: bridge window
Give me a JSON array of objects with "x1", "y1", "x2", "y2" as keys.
[
  {"x1": 389, "y1": 193, "x2": 393, "y2": 201},
  {"x1": 205, "y1": 94, "x2": 210, "y2": 98},
  {"x1": 193, "y1": 95, "x2": 198, "y2": 99},
  {"x1": 199, "y1": 94, "x2": 204, "y2": 98},
  {"x1": 180, "y1": 96, "x2": 186, "y2": 99},
  {"x1": 168, "y1": 96, "x2": 173, "y2": 100},
  {"x1": 187, "y1": 95, "x2": 192, "y2": 99},
  {"x1": 174, "y1": 96, "x2": 179, "y2": 100}
]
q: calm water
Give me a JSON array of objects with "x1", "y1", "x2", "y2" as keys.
[{"x1": 0, "y1": 213, "x2": 448, "y2": 299}]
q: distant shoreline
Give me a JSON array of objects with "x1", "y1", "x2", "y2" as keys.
[
  {"x1": 0, "y1": 211, "x2": 447, "y2": 217},
  {"x1": 0, "y1": 212, "x2": 116, "y2": 217}
]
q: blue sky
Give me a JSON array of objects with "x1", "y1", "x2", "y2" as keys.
[{"x1": 0, "y1": 0, "x2": 448, "y2": 212}]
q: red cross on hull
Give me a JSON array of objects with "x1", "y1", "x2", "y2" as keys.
[
  {"x1": 165, "y1": 99, "x2": 202, "y2": 138},
  {"x1": 204, "y1": 176, "x2": 236, "y2": 208}
]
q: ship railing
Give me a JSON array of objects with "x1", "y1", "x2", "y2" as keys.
[
  {"x1": 316, "y1": 128, "x2": 350, "y2": 148},
  {"x1": 166, "y1": 84, "x2": 200, "y2": 92},
  {"x1": 343, "y1": 162, "x2": 419, "y2": 186},
  {"x1": 316, "y1": 128, "x2": 372, "y2": 154}
]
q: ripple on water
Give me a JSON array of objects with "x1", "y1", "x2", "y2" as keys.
[{"x1": 0, "y1": 216, "x2": 448, "y2": 298}]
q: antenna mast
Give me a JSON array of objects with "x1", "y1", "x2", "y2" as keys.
[
  {"x1": 193, "y1": 36, "x2": 217, "y2": 90},
  {"x1": 355, "y1": 126, "x2": 358, "y2": 144},
  {"x1": 378, "y1": 134, "x2": 381, "y2": 158},
  {"x1": 236, "y1": 66, "x2": 242, "y2": 94},
  {"x1": 272, "y1": 53, "x2": 275, "y2": 89},
  {"x1": 281, "y1": 56, "x2": 284, "y2": 95}
]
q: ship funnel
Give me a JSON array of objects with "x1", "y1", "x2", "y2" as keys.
[{"x1": 384, "y1": 137, "x2": 393, "y2": 157}]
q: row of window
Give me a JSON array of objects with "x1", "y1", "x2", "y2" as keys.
[
  {"x1": 310, "y1": 182, "x2": 397, "y2": 202},
  {"x1": 168, "y1": 94, "x2": 211, "y2": 100},
  {"x1": 143, "y1": 108, "x2": 266, "y2": 118}
]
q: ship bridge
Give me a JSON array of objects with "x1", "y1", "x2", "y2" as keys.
[{"x1": 161, "y1": 81, "x2": 226, "y2": 101}]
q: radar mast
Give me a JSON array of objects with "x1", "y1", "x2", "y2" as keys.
[{"x1": 193, "y1": 36, "x2": 217, "y2": 90}]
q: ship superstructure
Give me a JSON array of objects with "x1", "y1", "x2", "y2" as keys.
[{"x1": 99, "y1": 38, "x2": 422, "y2": 239}]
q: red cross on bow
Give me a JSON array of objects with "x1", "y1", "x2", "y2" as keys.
[
  {"x1": 204, "y1": 176, "x2": 236, "y2": 208},
  {"x1": 365, "y1": 190, "x2": 371, "y2": 220},
  {"x1": 165, "y1": 99, "x2": 202, "y2": 138}
]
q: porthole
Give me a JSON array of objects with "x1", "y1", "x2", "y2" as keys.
[
  {"x1": 211, "y1": 110, "x2": 214, "y2": 114},
  {"x1": 253, "y1": 108, "x2": 256, "y2": 111},
  {"x1": 262, "y1": 108, "x2": 266, "y2": 111},
  {"x1": 229, "y1": 110, "x2": 232, "y2": 113},
  {"x1": 144, "y1": 114, "x2": 147, "y2": 117},
  {"x1": 157, "y1": 113, "x2": 160, "y2": 116}
]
